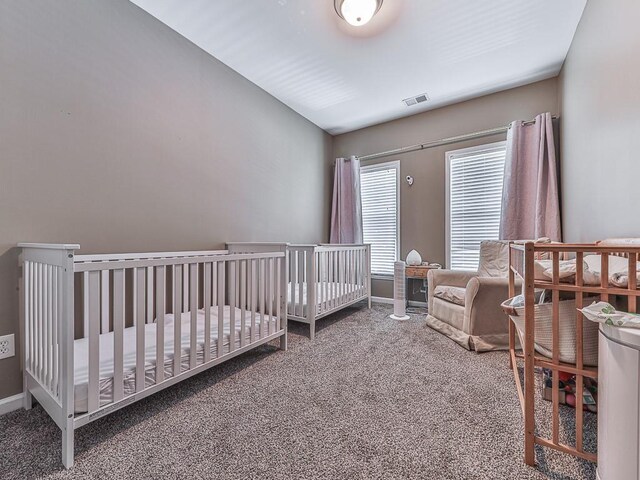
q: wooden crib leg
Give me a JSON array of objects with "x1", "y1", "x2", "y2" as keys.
[
  {"x1": 524, "y1": 242, "x2": 536, "y2": 466},
  {"x1": 62, "y1": 420, "x2": 74, "y2": 468},
  {"x1": 280, "y1": 332, "x2": 288, "y2": 351},
  {"x1": 22, "y1": 387, "x2": 33, "y2": 410},
  {"x1": 309, "y1": 320, "x2": 316, "y2": 341}
]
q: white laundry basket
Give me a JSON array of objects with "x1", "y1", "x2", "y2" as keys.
[{"x1": 501, "y1": 297, "x2": 600, "y2": 366}]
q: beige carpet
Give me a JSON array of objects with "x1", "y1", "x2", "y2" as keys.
[{"x1": 0, "y1": 304, "x2": 596, "y2": 479}]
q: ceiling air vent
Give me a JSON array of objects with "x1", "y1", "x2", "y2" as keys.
[{"x1": 402, "y1": 93, "x2": 429, "y2": 107}]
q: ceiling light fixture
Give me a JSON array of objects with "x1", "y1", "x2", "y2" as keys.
[{"x1": 334, "y1": 0, "x2": 383, "y2": 27}]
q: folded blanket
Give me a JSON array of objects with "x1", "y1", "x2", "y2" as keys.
[
  {"x1": 534, "y1": 254, "x2": 640, "y2": 287},
  {"x1": 580, "y1": 302, "x2": 640, "y2": 328}
]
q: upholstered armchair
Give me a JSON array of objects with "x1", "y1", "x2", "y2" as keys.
[{"x1": 426, "y1": 240, "x2": 514, "y2": 352}]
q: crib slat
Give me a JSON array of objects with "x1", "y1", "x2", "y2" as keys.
[
  {"x1": 629, "y1": 253, "x2": 638, "y2": 313},
  {"x1": 185, "y1": 263, "x2": 199, "y2": 368},
  {"x1": 40, "y1": 265, "x2": 46, "y2": 388},
  {"x1": 345, "y1": 250, "x2": 350, "y2": 301},
  {"x1": 272, "y1": 258, "x2": 277, "y2": 334},
  {"x1": 212, "y1": 262, "x2": 218, "y2": 307},
  {"x1": 344, "y1": 250, "x2": 349, "y2": 302},
  {"x1": 348, "y1": 249, "x2": 352, "y2": 300},
  {"x1": 327, "y1": 252, "x2": 334, "y2": 309},
  {"x1": 135, "y1": 267, "x2": 146, "y2": 393},
  {"x1": 240, "y1": 260, "x2": 247, "y2": 348},
  {"x1": 183, "y1": 262, "x2": 189, "y2": 314},
  {"x1": 235, "y1": 261, "x2": 240, "y2": 307},
  {"x1": 44, "y1": 265, "x2": 50, "y2": 390},
  {"x1": 24, "y1": 262, "x2": 30, "y2": 373},
  {"x1": 217, "y1": 264, "x2": 225, "y2": 357},
  {"x1": 260, "y1": 259, "x2": 266, "y2": 338},
  {"x1": 229, "y1": 261, "x2": 236, "y2": 352},
  {"x1": 101, "y1": 270, "x2": 109, "y2": 335},
  {"x1": 575, "y1": 251, "x2": 584, "y2": 452},
  {"x1": 204, "y1": 263, "x2": 212, "y2": 363},
  {"x1": 336, "y1": 251, "x2": 341, "y2": 304},
  {"x1": 332, "y1": 252, "x2": 340, "y2": 308},
  {"x1": 113, "y1": 268, "x2": 125, "y2": 402},
  {"x1": 173, "y1": 265, "x2": 183, "y2": 376},
  {"x1": 267, "y1": 258, "x2": 273, "y2": 335},
  {"x1": 156, "y1": 266, "x2": 166, "y2": 383},
  {"x1": 190, "y1": 263, "x2": 198, "y2": 368},
  {"x1": 359, "y1": 248, "x2": 363, "y2": 294},
  {"x1": 146, "y1": 267, "x2": 154, "y2": 325},
  {"x1": 33, "y1": 263, "x2": 38, "y2": 375},
  {"x1": 297, "y1": 252, "x2": 304, "y2": 318},
  {"x1": 52, "y1": 266, "x2": 59, "y2": 396},
  {"x1": 276, "y1": 258, "x2": 281, "y2": 332},
  {"x1": 250, "y1": 259, "x2": 257, "y2": 344},
  {"x1": 318, "y1": 253, "x2": 324, "y2": 314},
  {"x1": 290, "y1": 253, "x2": 296, "y2": 319},
  {"x1": 26, "y1": 262, "x2": 32, "y2": 373},
  {"x1": 56, "y1": 266, "x2": 64, "y2": 398},
  {"x1": 551, "y1": 252, "x2": 560, "y2": 444},
  {"x1": 87, "y1": 270, "x2": 101, "y2": 413},
  {"x1": 343, "y1": 250, "x2": 353, "y2": 303},
  {"x1": 601, "y1": 254, "x2": 609, "y2": 303},
  {"x1": 36, "y1": 264, "x2": 42, "y2": 382},
  {"x1": 342, "y1": 250, "x2": 346, "y2": 301}
]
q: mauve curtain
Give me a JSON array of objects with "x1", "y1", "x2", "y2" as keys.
[
  {"x1": 499, "y1": 112, "x2": 562, "y2": 241},
  {"x1": 330, "y1": 156, "x2": 363, "y2": 244}
]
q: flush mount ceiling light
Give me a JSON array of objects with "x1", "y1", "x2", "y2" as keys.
[{"x1": 334, "y1": 0, "x2": 383, "y2": 27}]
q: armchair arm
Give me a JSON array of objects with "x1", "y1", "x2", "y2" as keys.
[
  {"x1": 464, "y1": 277, "x2": 518, "y2": 337},
  {"x1": 427, "y1": 269, "x2": 478, "y2": 313},
  {"x1": 428, "y1": 269, "x2": 478, "y2": 289}
]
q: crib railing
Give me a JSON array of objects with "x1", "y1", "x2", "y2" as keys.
[
  {"x1": 227, "y1": 242, "x2": 371, "y2": 339},
  {"x1": 508, "y1": 241, "x2": 640, "y2": 466},
  {"x1": 20, "y1": 243, "x2": 288, "y2": 468},
  {"x1": 315, "y1": 244, "x2": 370, "y2": 316},
  {"x1": 22, "y1": 245, "x2": 78, "y2": 408}
]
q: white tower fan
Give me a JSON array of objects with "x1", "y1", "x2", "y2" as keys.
[{"x1": 390, "y1": 261, "x2": 410, "y2": 320}]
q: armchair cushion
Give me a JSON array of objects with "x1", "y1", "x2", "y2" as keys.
[
  {"x1": 428, "y1": 269, "x2": 478, "y2": 288},
  {"x1": 477, "y1": 240, "x2": 509, "y2": 277},
  {"x1": 433, "y1": 285, "x2": 466, "y2": 306}
]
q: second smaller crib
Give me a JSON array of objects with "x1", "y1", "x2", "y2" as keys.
[{"x1": 227, "y1": 243, "x2": 371, "y2": 339}]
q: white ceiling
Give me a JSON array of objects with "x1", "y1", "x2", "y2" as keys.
[{"x1": 130, "y1": 0, "x2": 586, "y2": 135}]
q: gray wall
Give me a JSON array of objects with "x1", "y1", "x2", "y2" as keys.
[
  {"x1": 334, "y1": 79, "x2": 559, "y2": 299},
  {"x1": 0, "y1": 0, "x2": 332, "y2": 399},
  {"x1": 559, "y1": 0, "x2": 640, "y2": 242}
]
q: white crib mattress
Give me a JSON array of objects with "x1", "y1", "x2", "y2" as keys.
[
  {"x1": 74, "y1": 306, "x2": 276, "y2": 413},
  {"x1": 287, "y1": 282, "x2": 365, "y2": 317}
]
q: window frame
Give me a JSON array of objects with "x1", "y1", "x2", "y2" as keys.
[
  {"x1": 445, "y1": 141, "x2": 507, "y2": 270},
  {"x1": 360, "y1": 159, "x2": 401, "y2": 279}
]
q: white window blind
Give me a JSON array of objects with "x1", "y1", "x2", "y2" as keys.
[
  {"x1": 446, "y1": 142, "x2": 506, "y2": 271},
  {"x1": 360, "y1": 161, "x2": 399, "y2": 276}
]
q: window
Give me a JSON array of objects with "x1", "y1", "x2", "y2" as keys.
[
  {"x1": 360, "y1": 161, "x2": 400, "y2": 276},
  {"x1": 446, "y1": 142, "x2": 506, "y2": 271}
]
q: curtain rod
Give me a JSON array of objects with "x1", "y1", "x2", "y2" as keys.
[{"x1": 356, "y1": 115, "x2": 558, "y2": 162}]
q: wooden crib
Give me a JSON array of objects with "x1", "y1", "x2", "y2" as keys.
[
  {"x1": 19, "y1": 243, "x2": 288, "y2": 468},
  {"x1": 227, "y1": 243, "x2": 371, "y2": 339},
  {"x1": 507, "y1": 241, "x2": 640, "y2": 466}
]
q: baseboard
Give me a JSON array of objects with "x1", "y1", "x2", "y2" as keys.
[
  {"x1": 0, "y1": 392, "x2": 24, "y2": 416},
  {"x1": 371, "y1": 296, "x2": 393, "y2": 305},
  {"x1": 408, "y1": 300, "x2": 428, "y2": 308},
  {"x1": 371, "y1": 297, "x2": 427, "y2": 308}
]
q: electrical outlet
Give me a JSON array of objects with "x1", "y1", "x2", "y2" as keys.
[{"x1": 0, "y1": 334, "x2": 15, "y2": 360}]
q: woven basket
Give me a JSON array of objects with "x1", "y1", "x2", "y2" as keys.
[{"x1": 501, "y1": 297, "x2": 599, "y2": 366}]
